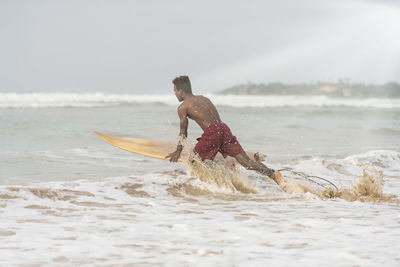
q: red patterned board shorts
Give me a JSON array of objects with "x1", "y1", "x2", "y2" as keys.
[{"x1": 194, "y1": 123, "x2": 245, "y2": 160}]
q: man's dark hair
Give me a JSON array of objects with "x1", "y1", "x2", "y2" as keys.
[{"x1": 172, "y1": 76, "x2": 192, "y2": 94}]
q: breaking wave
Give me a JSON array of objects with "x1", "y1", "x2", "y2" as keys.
[{"x1": 1, "y1": 92, "x2": 399, "y2": 108}]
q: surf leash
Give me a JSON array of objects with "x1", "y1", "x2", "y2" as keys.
[{"x1": 277, "y1": 168, "x2": 339, "y2": 190}]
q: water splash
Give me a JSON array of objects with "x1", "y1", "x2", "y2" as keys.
[
  {"x1": 182, "y1": 149, "x2": 397, "y2": 204},
  {"x1": 180, "y1": 143, "x2": 258, "y2": 194},
  {"x1": 280, "y1": 165, "x2": 397, "y2": 203},
  {"x1": 320, "y1": 166, "x2": 390, "y2": 203}
]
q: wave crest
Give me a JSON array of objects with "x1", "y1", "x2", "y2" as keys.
[{"x1": 1, "y1": 93, "x2": 399, "y2": 108}]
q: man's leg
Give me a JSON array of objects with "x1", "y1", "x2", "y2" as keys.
[{"x1": 234, "y1": 152, "x2": 284, "y2": 185}]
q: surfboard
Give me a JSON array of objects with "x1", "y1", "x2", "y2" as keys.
[{"x1": 94, "y1": 131, "x2": 266, "y2": 162}]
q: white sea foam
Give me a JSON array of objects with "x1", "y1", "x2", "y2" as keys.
[
  {"x1": 0, "y1": 92, "x2": 177, "y2": 108},
  {"x1": 1, "y1": 150, "x2": 400, "y2": 266},
  {"x1": 1, "y1": 92, "x2": 399, "y2": 108},
  {"x1": 0, "y1": 154, "x2": 399, "y2": 266}
]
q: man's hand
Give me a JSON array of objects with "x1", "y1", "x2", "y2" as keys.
[{"x1": 165, "y1": 150, "x2": 181, "y2": 162}]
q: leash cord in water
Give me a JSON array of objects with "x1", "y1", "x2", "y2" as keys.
[{"x1": 277, "y1": 168, "x2": 339, "y2": 190}]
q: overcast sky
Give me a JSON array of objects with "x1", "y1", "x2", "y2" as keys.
[{"x1": 1, "y1": 0, "x2": 399, "y2": 93}]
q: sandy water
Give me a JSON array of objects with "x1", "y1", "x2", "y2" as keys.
[{"x1": 0, "y1": 93, "x2": 400, "y2": 266}]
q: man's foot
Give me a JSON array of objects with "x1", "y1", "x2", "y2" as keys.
[
  {"x1": 271, "y1": 171, "x2": 287, "y2": 191},
  {"x1": 271, "y1": 170, "x2": 283, "y2": 183}
]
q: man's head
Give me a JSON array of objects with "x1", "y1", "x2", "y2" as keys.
[{"x1": 172, "y1": 76, "x2": 192, "y2": 101}]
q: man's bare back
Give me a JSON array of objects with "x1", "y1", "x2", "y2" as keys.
[
  {"x1": 166, "y1": 76, "x2": 285, "y2": 189},
  {"x1": 178, "y1": 95, "x2": 221, "y2": 131}
]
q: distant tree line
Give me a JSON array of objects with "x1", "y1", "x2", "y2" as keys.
[{"x1": 218, "y1": 81, "x2": 400, "y2": 98}]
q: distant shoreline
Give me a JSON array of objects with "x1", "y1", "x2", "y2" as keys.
[{"x1": 218, "y1": 81, "x2": 400, "y2": 98}]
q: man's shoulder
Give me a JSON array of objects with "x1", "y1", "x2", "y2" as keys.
[
  {"x1": 194, "y1": 95, "x2": 211, "y2": 103},
  {"x1": 177, "y1": 102, "x2": 185, "y2": 109},
  {"x1": 178, "y1": 101, "x2": 189, "y2": 111}
]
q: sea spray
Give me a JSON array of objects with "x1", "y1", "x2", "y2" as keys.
[
  {"x1": 321, "y1": 166, "x2": 387, "y2": 202},
  {"x1": 179, "y1": 141, "x2": 258, "y2": 194},
  {"x1": 173, "y1": 137, "x2": 395, "y2": 203},
  {"x1": 268, "y1": 164, "x2": 394, "y2": 203}
]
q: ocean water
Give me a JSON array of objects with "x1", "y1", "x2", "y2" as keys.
[{"x1": 0, "y1": 93, "x2": 399, "y2": 266}]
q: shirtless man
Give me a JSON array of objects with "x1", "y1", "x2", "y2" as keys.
[{"x1": 166, "y1": 76, "x2": 284, "y2": 187}]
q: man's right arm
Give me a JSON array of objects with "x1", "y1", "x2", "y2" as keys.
[{"x1": 166, "y1": 104, "x2": 188, "y2": 162}]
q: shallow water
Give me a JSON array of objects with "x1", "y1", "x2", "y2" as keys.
[{"x1": 0, "y1": 93, "x2": 399, "y2": 266}]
